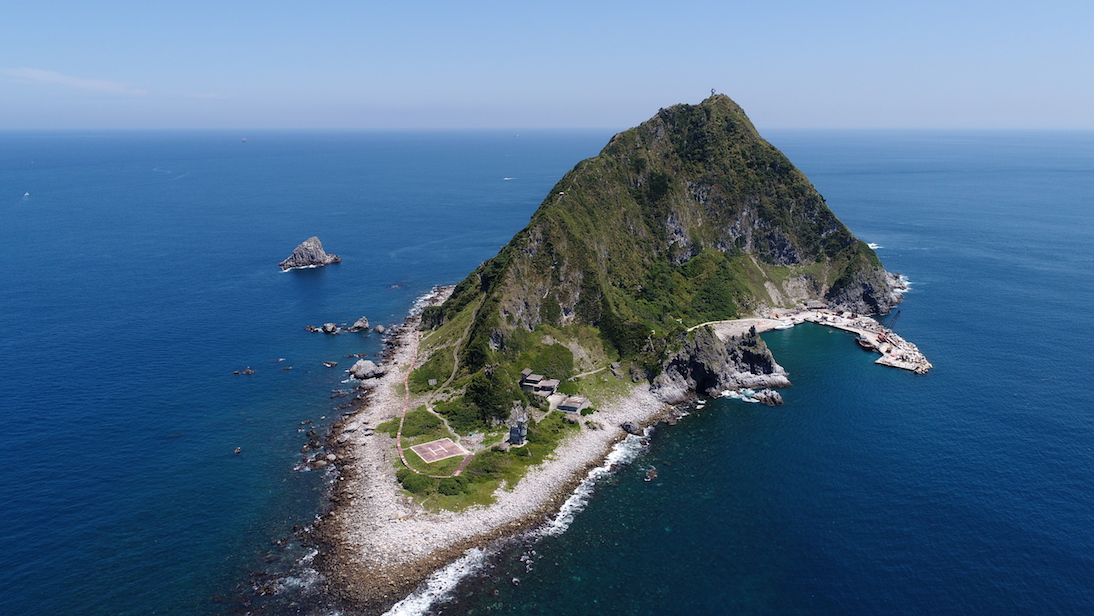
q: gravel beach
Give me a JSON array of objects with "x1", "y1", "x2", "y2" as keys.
[{"x1": 314, "y1": 291, "x2": 673, "y2": 611}]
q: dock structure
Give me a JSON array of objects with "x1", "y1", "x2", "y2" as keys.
[
  {"x1": 802, "y1": 311, "x2": 932, "y2": 374},
  {"x1": 699, "y1": 308, "x2": 932, "y2": 375}
]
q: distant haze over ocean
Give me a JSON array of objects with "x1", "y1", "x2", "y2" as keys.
[{"x1": 2, "y1": 129, "x2": 1092, "y2": 615}]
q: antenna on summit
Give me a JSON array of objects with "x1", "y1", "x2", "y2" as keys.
[{"x1": 711, "y1": 88, "x2": 717, "y2": 96}]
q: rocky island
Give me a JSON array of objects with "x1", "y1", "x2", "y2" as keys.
[
  {"x1": 279, "y1": 236, "x2": 341, "y2": 270},
  {"x1": 314, "y1": 95, "x2": 924, "y2": 612}
]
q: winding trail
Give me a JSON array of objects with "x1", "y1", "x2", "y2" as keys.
[
  {"x1": 395, "y1": 293, "x2": 486, "y2": 479},
  {"x1": 570, "y1": 365, "x2": 608, "y2": 380},
  {"x1": 394, "y1": 330, "x2": 473, "y2": 478},
  {"x1": 393, "y1": 330, "x2": 421, "y2": 474}
]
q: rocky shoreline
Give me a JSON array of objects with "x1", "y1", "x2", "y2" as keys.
[
  {"x1": 310, "y1": 288, "x2": 678, "y2": 613},
  {"x1": 306, "y1": 294, "x2": 922, "y2": 613}
]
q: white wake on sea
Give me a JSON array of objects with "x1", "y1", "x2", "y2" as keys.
[
  {"x1": 381, "y1": 429, "x2": 651, "y2": 615},
  {"x1": 537, "y1": 430, "x2": 651, "y2": 537},
  {"x1": 381, "y1": 549, "x2": 489, "y2": 616},
  {"x1": 720, "y1": 388, "x2": 762, "y2": 403}
]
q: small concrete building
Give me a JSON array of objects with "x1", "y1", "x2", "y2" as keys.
[
  {"x1": 520, "y1": 372, "x2": 544, "y2": 391},
  {"x1": 536, "y1": 378, "x2": 560, "y2": 396},
  {"x1": 519, "y1": 368, "x2": 560, "y2": 396},
  {"x1": 558, "y1": 395, "x2": 588, "y2": 413}
]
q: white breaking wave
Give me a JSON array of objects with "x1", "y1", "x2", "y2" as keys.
[
  {"x1": 409, "y1": 286, "x2": 446, "y2": 316},
  {"x1": 868, "y1": 242, "x2": 883, "y2": 249},
  {"x1": 538, "y1": 431, "x2": 650, "y2": 537},
  {"x1": 382, "y1": 549, "x2": 489, "y2": 616},
  {"x1": 720, "y1": 388, "x2": 761, "y2": 403},
  {"x1": 381, "y1": 429, "x2": 650, "y2": 615},
  {"x1": 279, "y1": 566, "x2": 323, "y2": 591}
]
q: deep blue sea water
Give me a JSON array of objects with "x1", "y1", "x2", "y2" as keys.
[{"x1": 3, "y1": 130, "x2": 1093, "y2": 615}]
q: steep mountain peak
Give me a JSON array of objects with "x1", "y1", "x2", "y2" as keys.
[{"x1": 423, "y1": 95, "x2": 901, "y2": 383}]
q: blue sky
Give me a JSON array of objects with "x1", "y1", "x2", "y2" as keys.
[{"x1": 2, "y1": 0, "x2": 1092, "y2": 130}]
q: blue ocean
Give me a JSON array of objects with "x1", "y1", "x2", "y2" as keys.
[{"x1": 2, "y1": 129, "x2": 1093, "y2": 615}]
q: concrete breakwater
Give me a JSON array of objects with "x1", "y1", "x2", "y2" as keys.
[
  {"x1": 702, "y1": 309, "x2": 932, "y2": 375},
  {"x1": 800, "y1": 311, "x2": 933, "y2": 374}
]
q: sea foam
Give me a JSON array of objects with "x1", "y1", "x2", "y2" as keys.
[
  {"x1": 720, "y1": 388, "x2": 762, "y2": 403},
  {"x1": 383, "y1": 430, "x2": 650, "y2": 615},
  {"x1": 538, "y1": 431, "x2": 650, "y2": 537},
  {"x1": 381, "y1": 548, "x2": 489, "y2": 616}
]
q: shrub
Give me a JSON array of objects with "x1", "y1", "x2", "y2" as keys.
[
  {"x1": 396, "y1": 469, "x2": 436, "y2": 494},
  {"x1": 438, "y1": 476, "x2": 470, "y2": 496},
  {"x1": 401, "y1": 408, "x2": 444, "y2": 438}
]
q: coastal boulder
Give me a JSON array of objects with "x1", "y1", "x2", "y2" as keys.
[
  {"x1": 346, "y1": 316, "x2": 370, "y2": 332},
  {"x1": 373, "y1": 324, "x2": 386, "y2": 335},
  {"x1": 279, "y1": 236, "x2": 341, "y2": 271},
  {"x1": 752, "y1": 389, "x2": 784, "y2": 406},
  {"x1": 322, "y1": 323, "x2": 339, "y2": 334},
  {"x1": 349, "y1": 359, "x2": 384, "y2": 380}
]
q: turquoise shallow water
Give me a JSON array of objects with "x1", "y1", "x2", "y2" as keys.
[{"x1": 2, "y1": 130, "x2": 1093, "y2": 615}]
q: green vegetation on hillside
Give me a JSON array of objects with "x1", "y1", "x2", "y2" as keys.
[
  {"x1": 397, "y1": 95, "x2": 896, "y2": 511},
  {"x1": 394, "y1": 411, "x2": 581, "y2": 512},
  {"x1": 422, "y1": 95, "x2": 891, "y2": 385}
]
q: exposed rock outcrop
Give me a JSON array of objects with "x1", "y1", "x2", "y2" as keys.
[
  {"x1": 346, "y1": 316, "x2": 370, "y2": 332},
  {"x1": 349, "y1": 359, "x2": 384, "y2": 380},
  {"x1": 752, "y1": 389, "x2": 784, "y2": 406},
  {"x1": 651, "y1": 327, "x2": 790, "y2": 404},
  {"x1": 825, "y1": 264, "x2": 905, "y2": 315},
  {"x1": 279, "y1": 236, "x2": 341, "y2": 271}
]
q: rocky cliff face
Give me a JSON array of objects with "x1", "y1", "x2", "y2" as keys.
[
  {"x1": 826, "y1": 268, "x2": 907, "y2": 314},
  {"x1": 651, "y1": 327, "x2": 790, "y2": 403},
  {"x1": 424, "y1": 94, "x2": 900, "y2": 400},
  {"x1": 280, "y1": 237, "x2": 341, "y2": 270}
]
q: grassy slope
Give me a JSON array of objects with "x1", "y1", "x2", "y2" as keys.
[
  {"x1": 428, "y1": 94, "x2": 886, "y2": 374},
  {"x1": 402, "y1": 95, "x2": 891, "y2": 510}
]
